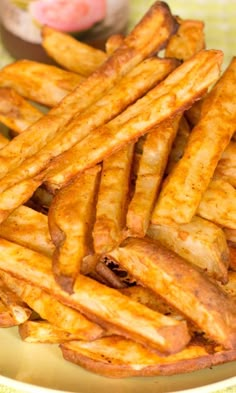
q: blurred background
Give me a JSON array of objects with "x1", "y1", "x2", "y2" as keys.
[{"x1": 0, "y1": 0, "x2": 235, "y2": 68}]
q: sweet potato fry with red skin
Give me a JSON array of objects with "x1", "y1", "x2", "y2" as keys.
[
  {"x1": 42, "y1": 26, "x2": 107, "y2": 77},
  {"x1": 61, "y1": 335, "x2": 236, "y2": 378},
  {"x1": 0, "y1": 1, "x2": 178, "y2": 179},
  {"x1": 48, "y1": 165, "x2": 101, "y2": 293},
  {"x1": 0, "y1": 88, "x2": 43, "y2": 134},
  {"x1": 152, "y1": 57, "x2": 236, "y2": 226},
  {"x1": 109, "y1": 237, "x2": 236, "y2": 350},
  {"x1": 46, "y1": 49, "x2": 222, "y2": 191},
  {"x1": 0, "y1": 238, "x2": 190, "y2": 354}
]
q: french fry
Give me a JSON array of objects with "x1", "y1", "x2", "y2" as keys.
[
  {"x1": 126, "y1": 117, "x2": 180, "y2": 237},
  {"x1": 0, "y1": 299, "x2": 18, "y2": 328},
  {"x1": 147, "y1": 216, "x2": 229, "y2": 283},
  {"x1": 0, "y1": 56, "x2": 178, "y2": 197},
  {"x1": 0, "y1": 133, "x2": 9, "y2": 148},
  {"x1": 214, "y1": 141, "x2": 236, "y2": 187},
  {"x1": 93, "y1": 144, "x2": 134, "y2": 254},
  {"x1": 185, "y1": 99, "x2": 203, "y2": 127},
  {"x1": 19, "y1": 320, "x2": 88, "y2": 343},
  {"x1": 197, "y1": 178, "x2": 236, "y2": 229},
  {"x1": 229, "y1": 248, "x2": 236, "y2": 272},
  {"x1": 219, "y1": 271, "x2": 236, "y2": 297},
  {"x1": 48, "y1": 166, "x2": 101, "y2": 293},
  {"x1": 105, "y1": 34, "x2": 124, "y2": 55},
  {"x1": 0, "y1": 174, "x2": 44, "y2": 222},
  {"x1": 46, "y1": 49, "x2": 222, "y2": 191},
  {"x1": 165, "y1": 18, "x2": 205, "y2": 60},
  {"x1": 152, "y1": 57, "x2": 236, "y2": 226},
  {"x1": 0, "y1": 205, "x2": 54, "y2": 257},
  {"x1": 109, "y1": 237, "x2": 236, "y2": 349},
  {"x1": 0, "y1": 87, "x2": 43, "y2": 134},
  {"x1": 61, "y1": 335, "x2": 236, "y2": 378},
  {"x1": 0, "y1": 1, "x2": 178, "y2": 179},
  {"x1": 165, "y1": 116, "x2": 191, "y2": 174},
  {"x1": 0, "y1": 271, "x2": 104, "y2": 340},
  {"x1": 0, "y1": 277, "x2": 31, "y2": 324},
  {"x1": 0, "y1": 60, "x2": 84, "y2": 107},
  {"x1": 42, "y1": 26, "x2": 107, "y2": 77},
  {"x1": 0, "y1": 238, "x2": 190, "y2": 354}
]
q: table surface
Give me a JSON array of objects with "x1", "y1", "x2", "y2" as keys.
[{"x1": 0, "y1": 1, "x2": 236, "y2": 392}]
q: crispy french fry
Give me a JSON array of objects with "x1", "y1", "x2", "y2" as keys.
[
  {"x1": 165, "y1": 18, "x2": 205, "y2": 60},
  {"x1": 214, "y1": 141, "x2": 236, "y2": 187},
  {"x1": 0, "y1": 60, "x2": 84, "y2": 107},
  {"x1": 185, "y1": 99, "x2": 203, "y2": 127},
  {"x1": 0, "y1": 87, "x2": 43, "y2": 134},
  {"x1": 0, "y1": 133, "x2": 9, "y2": 148},
  {"x1": 0, "y1": 57, "x2": 178, "y2": 198},
  {"x1": 0, "y1": 299, "x2": 18, "y2": 327},
  {"x1": 0, "y1": 238, "x2": 190, "y2": 354},
  {"x1": 0, "y1": 271, "x2": 104, "y2": 340},
  {"x1": 105, "y1": 34, "x2": 124, "y2": 55},
  {"x1": 93, "y1": 144, "x2": 134, "y2": 254},
  {"x1": 0, "y1": 2, "x2": 178, "y2": 179},
  {"x1": 48, "y1": 166, "x2": 101, "y2": 293},
  {"x1": 109, "y1": 237, "x2": 236, "y2": 349},
  {"x1": 219, "y1": 271, "x2": 236, "y2": 297},
  {"x1": 147, "y1": 216, "x2": 229, "y2": 283},
  {"x1": 42, "y1": 26, "x2": 107, "y2": 77},
  {"x1": 19, "y1": 320, "x2": 87, "y2": 343},
  {"x1": 0, "y1": 277, "x2": 31, "y2": 324},
  {"x1": 165, "y1": 116, "x2": 191, "y2": 174},
  {"x1": 0, "y1": 205, "x2": 54, "y2": 257},
  {"x1": 61, "y1": 335, "x2": 236, "y2": 378},
  {"x1": 126, "y1": 117, "x2": 180, "y2": 237},
  {"x1": 197, "y1": 178, "x2": 236, "y2": 229},
  {"x1": 152, "y1": 57, "x2": 236, "y2": 226},
  {"x1": 46, "y1": 49, "x2": 222, "y2": 191}
]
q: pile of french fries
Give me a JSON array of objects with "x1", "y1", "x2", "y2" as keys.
[{"x1": 0, "y1": 0, "x2": 236, "y2": 379}]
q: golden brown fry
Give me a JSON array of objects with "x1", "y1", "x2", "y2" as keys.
[
  {"x1": 46, "y1": 49, "x2": 222, "y2": 191},
  {"x1": 0, "y1": 238, "x2": 190, "y2": 354},
  {"x1": 126, "y1": 117, "x2": 180, "y2": 237},
  {"x1": 165, "y1": 18, "x2": 205, "y2": 61},
  {"x1": 48, "y1": 166, "x2": 101, "y2": 293},
  {"x1": 152, "y1": 57, "x2": 236, "y2": 226},
  {"x1": 19, "y1": 320, "x2": 88, "y2": 343},
  {"x1": 109, "y1": 237, "x2": 236, "y2": 349},
  {"x1": 105, "y1": 34, "x2": 124, "y2": 55},
  {"x1": 0, "y1": 174, "x2": 43, "y2": 223},
  {"x1": 0, "y1": 133, "x2": 9, "y2": 148},
  {"x1": 0, "y1": 277, "x2": 31, "y2": 324},
  {"x1": 0, "y1": 299, "x2": 17, "y2": 328},
  {"x1": 185, "y1": 99, "x2": 203, "y2": 126},
  {"x1": 219, "y1": 271, "x2": 236, "y2": 297},
  {"x1": 93, "y1": 145, "x2": 134, "y2": 254},
  {"x1": 42, "y1": 26, "x2": 107, "y2": 77},
  {"x1": 0, "y1": 87, "x2": 43, "y2": 134},
  {"x1": 0, "y1": 205, "x2": 54, "y2": 257},
  {"x1": 197, "y1": 178, "x2": 236, "y2": 229},
  {"x1": 165, "y1": 116, "x2": 191, "y2": 174},
  {"x1": 0, "y1": 2, "x2": 178, "y2": 179},
  {"x1": 214, "y1": 141, "x2": 236, "y2": 187},
  {"x1": 0, "y1": 60, "x2": 84, "y2": 107},
  {"x1": 147, "y1": 216, "x2": 229, "y2": 283},
  {"x1": 0, "y1": 271, "x2": 104, "y2": 340},
  {"x1": 61, "y1": 335, "x2": 236, "y2": 378},
  {"x1": 0, "y1": 57, "x2": 178, "y2": 198}
]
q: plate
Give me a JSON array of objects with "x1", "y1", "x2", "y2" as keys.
[{"x1": 0, "y1": 327, "x2": 236, "y2": 393}]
